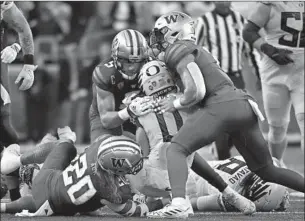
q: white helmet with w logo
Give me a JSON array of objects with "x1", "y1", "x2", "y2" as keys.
[
  {"x1": 97, "y1": 135, "x2": 144, "y2": 175},
  {"x1": 149, "y1": 11, "x2": 196, "y2": 51},
  {"x1": 111, "y1": 29, "x2": 149, "y2": 80}
]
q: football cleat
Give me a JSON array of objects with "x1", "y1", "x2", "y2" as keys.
[
  {"x1": 147, "y1": 203, "x2": 192, "y2": 219},
  {"x1": 222, "y1": 191, "x2": 256, "y2": 215}
]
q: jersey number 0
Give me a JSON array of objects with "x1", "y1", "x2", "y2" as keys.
[{"x1": 62, "y1": 154, "x2": 97, "y2": 205}]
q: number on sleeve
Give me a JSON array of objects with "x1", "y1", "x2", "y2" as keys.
[
  {"x1": 279, "y1": 12, "x2": 305, "y2": 48},
  {"x1": 62, "y1": 154, "x2": 97, "y2": 205},
  {"x1": 105, "y1": 61, "x2": 114, "y2": 68},
  {"x1": 216, "y1": 157, "x2": 246, "y2": 175}
]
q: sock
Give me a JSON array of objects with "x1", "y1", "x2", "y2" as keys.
[
  {"x1": 20, "y1": 142, "x2": 56, "y2": 165},
  {"x1": 191, "y1": 153, "x2": 228, "y2": 192},
  {"x1": 6, "y1": 195, "x2": 36, "y2": 213},
  {"x1": 9, "y1": 188, "x2": 21, "y2": 201},
  {"x1": 196, "y1": 194, "x2": 224, "y2": 211},
  {"x1": 256, "y1": 164, "x2": 305, "y2": 193},
  {"x1": 166, "y1": 144, "x2": 189, "y2": 198}
]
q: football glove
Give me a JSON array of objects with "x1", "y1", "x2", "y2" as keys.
[
  {"x1": 261, "y1": 43, "x2": 294, "y2": 65},
  {"x1": 1, "y1": 43, "x2": 21, "y2": 64},
  {"x1": 127, "y1": 96, "x2": 153, "y2": 118},
  {"x1": 57, "y1": 126, "x2": 76, "y2": 143},
  {"x1": 15, "y1": 64, "x2": 37, "y2": 91}
]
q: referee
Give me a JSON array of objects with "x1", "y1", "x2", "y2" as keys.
[{"x1": 195, "y1": 1, "x2": 260, "y2": 160}]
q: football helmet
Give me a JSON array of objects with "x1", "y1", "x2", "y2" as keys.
[
  {"x1": 243, "y1": 174, "x2": 289, "y2": 211},
  {"x1": 149, "y1": 11, "x2": 196, "y2": 52},
  {"x1": 111, "y1": 29, "x2": 149, "y2": 80},
  {"x1": 97, "y1": 135, "x2": 144, "y2": 175},
  {"x1": 139, "y1": 60, "x2": 176, "y2": 97}
]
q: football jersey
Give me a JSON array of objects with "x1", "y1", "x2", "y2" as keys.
[
  {"x1": 193, "y1": 156, "x2": 252, "y2": 196},
  {"x1": 164, "y1": 40, "x2": 251, "y2": 106},
  {"x1": 47, "y1": 135, "x2": 133, "y2": 215},
  {"x1": 251, "y1": 2, "x2": 304, "y2": 52},
  {"x1": 90, "y1": 58, "x2": 140, "y2": 136}
]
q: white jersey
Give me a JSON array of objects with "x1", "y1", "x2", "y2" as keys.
[
  {"x1": 137, "y1": 100, "x2": 194, "y2": 169},
  {"x1": 251, "y1": 2, "x2": 304, "y2": 53},
  {"x1": 191, "y1": 156, "x2": 253, "y2": 196}
]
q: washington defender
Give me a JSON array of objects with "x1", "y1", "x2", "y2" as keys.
[
  {"x1": 147, "y1": 11, "x2": 304, "y2": 219},
  {"x1": 0, "y1": 128, "x2": 166, "y2": 217},
  {"x1": 90, "y1": 29, "x2": 151, "y2": 142}
]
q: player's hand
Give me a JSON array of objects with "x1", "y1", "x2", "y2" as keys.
[
  {"x1": 127, "y1": 96, "x2": 153, "y2": 118},
  {"x1": 261, "y1": 43, "x2": 294, "y2": 65},
  {"x1": 1, "y1": 43, "x2": 21, "y2": 64},
  {"x1": 57, "y1": 126, "x2": 76, "y2": 143},
  {"x1": 152, "y1": 95, "x2": 176, "y2": 114},
  {"x1": 122, "y1": 91, "x2": 140, "y2": 106},
  {"x1": 15, "y1": 64, "x2": 37, "y2": 91}
]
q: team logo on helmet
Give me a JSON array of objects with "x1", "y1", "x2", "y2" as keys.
[{"x1": 111, "y1": 158, "x2": 126, "y2": 168}]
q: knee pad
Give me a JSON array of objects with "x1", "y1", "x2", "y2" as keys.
[{"x1": 268, "y1": 124, "x2": 289, "y2": 144}]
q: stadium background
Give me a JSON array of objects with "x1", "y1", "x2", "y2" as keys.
[
  {"x1": 3, "y1": 1, "x2": 301, "y2": 145},
  {"x1": 1, "y1": 2, "x2": 304, "y2": 221}
]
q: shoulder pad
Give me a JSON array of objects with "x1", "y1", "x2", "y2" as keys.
[
  {"x1": 92, "y1": 59, "x2": 116, "y2": 91},
  {"x1": 164, "y1": 41, "x2": 196, "y2": 71}
]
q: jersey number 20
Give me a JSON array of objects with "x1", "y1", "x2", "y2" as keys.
[
  {"x1": 62, "y1": 154, "x2": 97, "y2": 205},
  {"x1": 280, "y1": 12, "x2": 305, "y2": 47}
]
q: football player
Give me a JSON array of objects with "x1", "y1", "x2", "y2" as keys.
[
  {"x1": 147, "y1": 11, "x2": 304, "y2": 218},
  {"x1": 127, "y1": 60, "x2": 256, "y2": 215},
  {"x1": 90, "y1": 29, "x2": 152, "y2": 142},
  {"x1": 1, "y1": 1, "x2": 36, "y2": 201},
  {"x1": 191, "y1": 156, "x2": 289, "y2": 212},
  {"x1": 0, "y1": 127, "x2": 167, "y2": 217},
  {"x1": 242, "y1": 2, "x2": 304, "y2": 163}
]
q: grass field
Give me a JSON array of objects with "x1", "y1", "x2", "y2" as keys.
[{"x1": 1, "y1": 145, "x2": 304, "y2": 221}]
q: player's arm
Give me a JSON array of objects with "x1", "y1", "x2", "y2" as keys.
[
  {"x1": 101, "y1": 198, "x2": 170, "y2": 217},
  {"x1": 172, "y1": 54, "x2": 206, "y2": 109},
  {"x1": 96, "y1": 86, "x2": 127, "y2": 129},
  {"x1": 242, "y1": 3, "x2": 293, "y2": 65},
  {"x1": 0, "y1": 195, "x2": 36, "y2": 214},
  {"x1": 2, "y1": 3, "x2": 34, "y2": 57}
]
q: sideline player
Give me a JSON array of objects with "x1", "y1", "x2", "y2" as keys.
[
  {"x1": 147, "y1": 11, "x2": 304, "y2": 218},
  {"x1": 1, "y1": 1, "x2": 36, "y2": 201},
  {"x1": 0, "y1": 127, "x2": 168, "y2": 216},
  {"x1": 242, "y1": 2, "x2": 304, "y2": 162},
  {"x1": 90, "y1": 29, "x2": 151, "y2": 142}
]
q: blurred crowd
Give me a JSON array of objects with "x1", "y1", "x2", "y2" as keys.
[{"x1": 6, "y1": 1, "x2": 253, "y2": 144}]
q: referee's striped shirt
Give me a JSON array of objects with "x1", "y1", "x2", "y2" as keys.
[{"x1": 195, "y1": 9, "x2": 260, "y2": 78}]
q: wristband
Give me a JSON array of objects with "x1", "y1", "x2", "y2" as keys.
[
  {"x1": 23, "y1": 54, "x2": 34, "y2": 65},
  {"x1": 11, "y1": 43, "x2": 21, "y2": 53},
  {"x1": 173, "y1": 98, "x2": 183, "y2": 109},
  {"x1": 118, "y1": 108, "x2": 130, "y2": 121}
]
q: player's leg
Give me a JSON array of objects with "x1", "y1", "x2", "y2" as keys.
[
  {"x1": 0, "y1": 195, "x2": 36, "y2": 214},
  {"x1": 148, "y1": 105, "x2": 255, "y2": 218},
  {"x1": 231, "y1": 112, "x2": 304, "y2": 193},
  {"x1": 214, "y1": 133, "x2": 232, "y2": 160},
  {"x1": 290, "y1": 76, "x2": 304, "y2": 153},
  {"x1": 262, "y1": 83, "x2": 291, "y2": 161}
]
